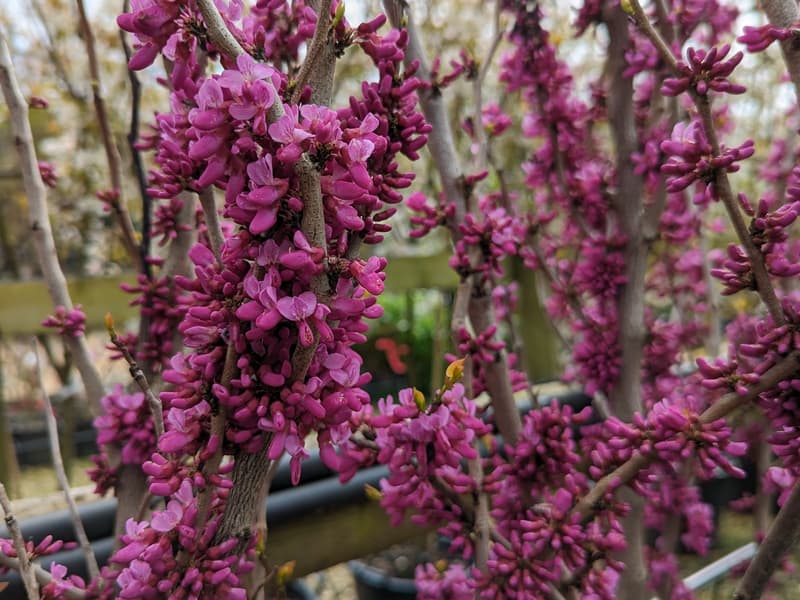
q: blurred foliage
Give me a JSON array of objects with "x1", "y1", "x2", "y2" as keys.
[
  {"x1": 0, "y1": 0, "x2": 166, "y2": 278},
  {"x1": 358, "y1": 289, "x2": 447, "y2": 397}
]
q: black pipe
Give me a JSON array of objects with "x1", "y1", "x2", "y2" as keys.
[
  {"x1": 0, "y1": 499, "x2": 117, "y2": 547},
  {"x1": 1, "y1": 389, "x2": 593, "y2": 547},
  {"x1": 0, "y1": 390, "x2": 593, "y2": 596},
  {"x1": 0, "y1": 466, "x2": 391, "y2": 596}
]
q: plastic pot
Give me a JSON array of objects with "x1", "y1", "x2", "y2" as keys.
[
  {"x1": 287, "y1": 578, "x2": 318, "y2": 600},
  {"x1": 349, "y1": 560, "x2": 416, "y2": 600}
]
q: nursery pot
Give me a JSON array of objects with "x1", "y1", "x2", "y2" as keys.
[
  {"x1": 287, "y1": 579, "x2": 318, "y2": 600},
  {"x1": 349, "y1": 560, "x2": 417, "y2": 600}
]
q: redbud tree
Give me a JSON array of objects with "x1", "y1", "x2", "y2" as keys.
[{"x1": 1, "y1": 0, "x2": 800, "y2": 599}]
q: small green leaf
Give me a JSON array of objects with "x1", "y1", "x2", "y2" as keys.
[
  {"x1": 365, "y1": 484, "x2": 383, "y2": 501},
  {"x1": 333, "y1": 2, "x2": 346, "y2": 29}
]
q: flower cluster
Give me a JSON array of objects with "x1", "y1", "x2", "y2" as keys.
[
  {"x1": 119, "y1": 273, "x2": 188, "y2": 372},
  {"x1": 38, "y1": 160, "x2": 58, "y2": 188},
  {"x1": 660, "y1": 120, "x2": 754, "y2": 201},
  {"x1": 108, "y1": 481, "x2": 251, "y2": 600},
  {"x1": 94, "y1": 385, "x2": 156, "y2": 466},
  {"x1": 83, "y1": 3, "x2": 432, "y2": 596},
  {"x1": 738, "y1": 23, "x2": 796, "y2": 53},
  {"x1": 41, "y1": 305, "x2": 87, "y2": 337},
  {"x1": 661, "y1": 45, "x2": 745, "y2": 97},
  {"x1": 369, "y1": 383, "x2": 489, "y2": 528},
  {"x1": 415, "y1": 562, "x2": 471, "y2": 600},
  {"x1": 590, "y1": 403, "x2": 746, "y2": 486},
  {"x1": 406, "y1": 191, "x2": 455, "y2": 238},
  {"x1": 0, "y1": 535, "x2": 75, "y2": 568}
]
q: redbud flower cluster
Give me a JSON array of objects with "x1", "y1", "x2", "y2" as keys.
[
  {"x1": 42, "y1": 305, "x2": 87, "y2": 338},
  {"x1": 661, "y1": 45, "x2": 745, "y2": 97},
  {"x1": 367, "y1": 382, "x2": 490, "y2": 528},
  {"x1": 738, "y1": 23, "x2": 797, "y2": 53},
  {"x1": 84, "y1": 2, "x2": 431, "y2": 596},
  {"x1": 660, "y1": 120, "x2": 754, "y2": 200}
]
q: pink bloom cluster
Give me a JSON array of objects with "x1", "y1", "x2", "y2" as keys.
[
  {"x1": 42, "y1": 305, "x2": 87, "y2": 337},
  {"x1": 108, "y1": 480, "x2": 250, "y2": 599},
  {"x1": 738, "y1": 22, "x2": 797, "y2": 52},
  {"x1": 587, "y1": 403, "x2": 746, "y2": 489},
  {"x1": 660, "y1": 120, "x2": 754, "y2": 200},
  {"x1": 38, "y1": 3, "x2": 433, "y2": 597},
  {"x1": 360, "y1": 384, "x2": 489, "y2": 529},
  {"x1": 119, "y1": 273, "x2": 188, "y2": 372},
  {"x1": 415, "y1": 562, "x2": 471, "y2": 600},
  {"x1": 661, "y1": 45, "x2": 745, "y2": 96},
  {"x1": 95, "y1": 385, "x2": 156, "y2": 467},
  {"x1": 0, "y1": 535, "x2": 75, "y2": 568},
  {"x1": 38, "y1": 160, "x2": 58, "y2": 188}
]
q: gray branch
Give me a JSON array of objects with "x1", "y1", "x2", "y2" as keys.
[{"x1": 0, "y1": 27, "x2": 105, "y2": 414}]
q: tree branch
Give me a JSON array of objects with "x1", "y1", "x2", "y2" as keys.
[
  {"x1": 75, "y1": 0, "x2": 143, "y2": 273},
  {"x1": 106, "y1": 321, "x2": 165, "y2": 438},
  {"x1": 604, "y1": 4, "x2": 648, "y2": 421},
  {"x1": 760, "y1": 0, "x2": 800, "y2": 105},
  {"x1": 381, "y1": 0, "x2": 465, "y2": 223},
  {"x1": 162, "y1": 192, "x2": 197, "y2": 279},
  {"x1": 602, "y1": 6, "x2": 650, "y2": 596},
  {"x1": 733, "y1": 476, "x2": 800, "y2": 600},
  {"x1": 627, "y1": 0, "x2": 785, "y2": 327},
  {"x1": 383, "y1": 0, "x2": 522, "y2": 444},
  {"x1": 32, "y1": 340, "x2": 100, "y2": 582},
  {"x1": 0, "y1": 27, "x2": 105, "y2": 414},
  {"x1": 471, "y1": 0, "x2": 504, "y2": 173},
  {"x1": 0, "y1": 484, "x2": 38, "y2": 599},
  {"x1": 573, "y1": 350, "x2": 800, "y2": 520},
  {"x1": 119, "y1": 0, "x2": 152, "y2": 277},
  {"x1": 450, "y1": 280, "x2": 490, "y2": 569},
  {"x1": 29, "y1": 0, "x2": 86, "y2": 103},
  {"x1": 198, "y1": 187, "x2": 224, "y2": 261},
  {"x1": 205, "y1": 0, "x2": 337, "y2": 558},
  {"x1": 290, "y1": 0, "x2": 335, "y2": 104}
]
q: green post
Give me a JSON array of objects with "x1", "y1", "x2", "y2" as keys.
[
  {"x1": 0, "y1": 338, "x2": 21, "y2": 498},
  {"x1": 512, "y1": 257, "x2": 561, "y2": 382}
]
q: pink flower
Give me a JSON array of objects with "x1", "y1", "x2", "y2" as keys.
[
  {"x1": 239, "y1": 155, "x2": 289, "y2": 234},
  {"x1": 151, "y1": 499, "x2": 183, "y2": 532},
  {"x1": 276, "y1": 291, "x2": 317, "y2": 346},
  {"x1": 349, "y1": 256, "x2": 386, "y2": 295}
]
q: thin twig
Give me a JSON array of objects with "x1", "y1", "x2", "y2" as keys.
[
  {"x1": 75, "y1": 0, "x2": 143, "y2": 272},
  {"x1": 29, "y1": 0, "x2": 85, "y2": 102},
  {"x1": 106, "y1": 316, "x2": 165, "y2": 438},
  {"x1": 383, "y1": 0, "x2": 522, "y2": 444},
  {"x1": 760, "y1": 0, "x2": 800, "y2": 105},
  {"x1": 0, "y1": 26, "x2": 105, "y2": 414},
  {"x1": 119, "y1": 0, "x2": 152, "y2": 277},
  {"x1": 449, "y1": 280, "x2": 491, "y2": 568},
  {"x1": 32, "y1": 340, "x2": 100, "y2": 582},
  {"x1": 627, "y1": 0, "x2": 785, "y2": 327},
  {"x1": 573, "y1": 350, "x2": 800, "y2": 520},
  {"x1": 382, "y1": 0, "x2": 465, "y2": 225},
  {"x1": 0, "y1": 483, "x2": 38, "y2": 599},
  {"x1": 198, "y1": 187, "x2": 224, "y2": 261},
  {"x1": 471, "y1": 0, "x2": 504, "y2": 172},
  {"x1": 290, "y1": 0, "x2": 334, "y2": 104}
]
